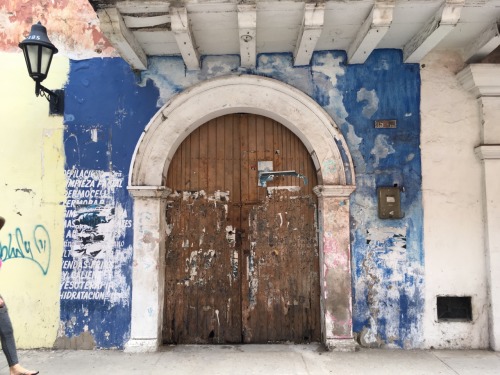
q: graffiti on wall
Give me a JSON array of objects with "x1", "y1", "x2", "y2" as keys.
[
  {"x1": 0, "y1": 225, "x2": 51, "y2": 275},
  {"x1": 61, "y1": 168, "x2": 132, "y2": 304}
]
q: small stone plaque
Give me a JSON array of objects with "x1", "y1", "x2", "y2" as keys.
[{"x1": 375, "y1": 120, "x2": 397, "y2": 129}]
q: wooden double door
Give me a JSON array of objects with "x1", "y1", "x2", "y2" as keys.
[{"x1": 163, "y1": 114, "x2": 320, "y2": 344}]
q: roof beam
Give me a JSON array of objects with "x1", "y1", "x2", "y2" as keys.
[
  {"x1": 463, "y1": 21, "x2": 500, "y2": 63},
  {"x1": 171, "y1": 7, "x2": 200, "y2": 71},
  {"x1": 403, "y1": 0, "x2": 464, "y2": 63},
  {"x1": 347, "y1": 2, "x2": 394, "y2": 64},
  {"x1": 237, "y1": 4, "x2": 257, "y2": 68},
  {"x1": 115, "y1": 1, "x2": 170, "y2": 14},
  {"x1": 122, "y1": 14, "x2": 171, "y2": 29},
  {"x1": 97, "y1": 7, "x2": 148, "y2": 70},
  {"x1": 293, "y1": 3, "x2": 325, "y2": 66}
]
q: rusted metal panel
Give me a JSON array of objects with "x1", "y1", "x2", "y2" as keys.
[{"x1": 164, "y1": 113, "x2": 319, "y2": 344}]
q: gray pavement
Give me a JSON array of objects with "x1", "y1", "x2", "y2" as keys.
[{"x1": 1, "y1": 344, "x2": 500, "y2": 375}]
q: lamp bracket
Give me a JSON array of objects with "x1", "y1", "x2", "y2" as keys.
[{"x1": 36, "y1": 81, "x2": 64, "y2": 116}]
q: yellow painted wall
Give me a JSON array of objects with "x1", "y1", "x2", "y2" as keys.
[{"x1": 0, "y1": 51, "x2": 68, "y2": 348}]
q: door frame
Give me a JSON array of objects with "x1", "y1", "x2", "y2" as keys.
[{"x1": 125, "y1": 75, "x2": 356, "y2": 352}]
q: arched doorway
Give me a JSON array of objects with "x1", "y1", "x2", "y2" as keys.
[
  {"x1": 163, "y1": 113, "x2": 320, "y2": 344},
  {"x1": 126, "y1": 75, "x2": 356, "y2": 352}
]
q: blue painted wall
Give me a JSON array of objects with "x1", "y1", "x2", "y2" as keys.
[
  {"x1": 61, "y1": 49, "x2": 423, "y2": 348},
  {"x1": 62, "y1": 59, "x2": 159, "y2": 348}
]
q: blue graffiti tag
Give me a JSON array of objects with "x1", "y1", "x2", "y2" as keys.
[{"x1": 0, "y1": 225, "x2": 51, "y2": 275}]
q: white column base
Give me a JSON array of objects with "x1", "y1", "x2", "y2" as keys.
[
  {"x1": 325, "y1": 338, "x2": 359, "y2": 352},
  {"x1": 124, "y1": 339, "x2": 160, "y2": 353}
]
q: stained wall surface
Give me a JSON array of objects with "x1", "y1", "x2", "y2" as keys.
[
  {"x1": 1, "y1": 1, "x2": 488, "y2": 350},
  {"x1": 58, "y1": 50, "x2": 423, "y2": 349},
  {"x1": 420, "y1": 51, "x2": 488, "y2": 348},
  {"x1": 0, "y1": 51, "x2": 68, "y2": 348}
]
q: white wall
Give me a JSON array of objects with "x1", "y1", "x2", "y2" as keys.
[{"x1": 420, "y1": 51, "x2": 489, "y2": 348}]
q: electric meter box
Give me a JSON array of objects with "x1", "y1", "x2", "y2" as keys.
[{"x1": 377, "y1": 186, "x2": 403, "y2": 219}]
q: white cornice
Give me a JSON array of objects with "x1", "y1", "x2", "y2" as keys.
[
  {"x1": 313, "y1": 185, "x2": 356, "y2": 198},
  {"x1": 458, "y1": 64, "x2": 500, "y2": 98},
  {"x1": 127, "y1": 186, "x2": 172, "y2": 198},
  {"x1": 475, "y1": 145, "x2": 500, "y2": 160}
]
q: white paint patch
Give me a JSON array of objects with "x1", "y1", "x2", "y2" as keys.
[
  {"x1": 141, "y1": 56, "x2": 242, "y2": 107},
  {"x1": 311, "y1": 53, "x2": 369, "y2": 176},
  {"x1": 186, "y1": 250, "x2": 199, "y2": 281},
  {"x1": 226, "y1": 226, "x2": 236, "y2": 245},
  {"x1": 357, "y1": 88, "x2": 379, "y2": 119},
  {"x1": 345, "y1": 124, "x2": 367, "y2": 173},
  {"x1": 267, "y1": 186, "x2": 300, "y2": 195},
  {"x1": 371, "y1": 134, "x2": 395, "y2": 167},
  {"x1": 356, "y1": 225, "x2": 425, "y2": 348},
  {"x1": 278, "y1": 213, "x2": 283, "y2": 227},
  {"x1": 374, "y1": 59, "x2": 390, "y2": 71},
  {"x1": 312, "y1": 53, "x2": 349, "y2": 123},
  {"x1": 183, "y1": 190, "x2": 206, "y2": 201},
  {"x1": 90, "y1": 128, "x2": 98, "y2": 142},
  {"x1": 208, "y1": 190, "x2": 230, "y2": 202},
  {"x1": 406, "y1": 153, "x2": 415, "y2": 162},
  {"x1": 199, "y1": 227, "x2": 205, "y2": 246},
  {"x1": 366, "y1": 226, "x2": 406, "y2": 242}
]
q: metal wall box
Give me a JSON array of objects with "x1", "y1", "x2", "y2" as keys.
[
  {"x1": 437, "y1": 296, "x2": 472, "y2": 322},
  {"x1": 377, "y1": 186, "x2": 403, "y2": 219}
]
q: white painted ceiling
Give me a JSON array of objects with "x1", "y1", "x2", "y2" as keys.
[{"x1": 89, "y1": 0, "x2": 500, "y2": 70}]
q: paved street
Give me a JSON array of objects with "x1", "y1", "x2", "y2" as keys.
[{"x1": 1, "y1": 344, "x2": 499, "y2": 375}]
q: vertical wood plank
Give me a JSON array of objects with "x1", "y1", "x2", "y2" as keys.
[
  {"x1": 216, "y1": 116, "x2": 225, "y2": 191},
  {"x1": 224, "y1": 115, "x2": 234, "y2": 194},
  {"x1": 199, "y1": 123, "x2": 209, "y2": 190},
  {"x1": 207, "y1": 119, "x2": 217, "y2": 193},
  {"x1": 190, "y1": 127, "x2": 200, "y2": 190},
  {"x1": 240, "y1": 115, "x2": 249, "y2": 204},
  {"x1": 247, "y1": 114, "x2": 257, "y2": 203}
]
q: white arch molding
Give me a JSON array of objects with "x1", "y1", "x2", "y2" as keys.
[{"x1": 125, "y1": 75, "x2": 357, "y2": 352}]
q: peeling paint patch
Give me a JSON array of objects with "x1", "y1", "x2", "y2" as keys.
[
  {"x1": 357, "y1": 88, "x2": 379, "y2": 119},
  {"x1": 266, "y1": 186, "x2": 300, "y2": 195},
  {"x1": 54, "y1": 328, "x2": 96, "y2": 350},
  {"x1": 0, "y1": 0, "x2": 115, "y2": 58},
  {"x1": 371, "y1": 135, "x2": 395, "y2": 167}
]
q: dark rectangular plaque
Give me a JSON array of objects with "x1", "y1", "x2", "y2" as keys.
[{"x1": 375, "y1": 120, "x2": 397, "y2": 129}]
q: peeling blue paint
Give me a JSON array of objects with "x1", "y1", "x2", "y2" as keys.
[
  {"x1": 63, "y1": 49, "x2": 423, "y2": 348},
  {"x1": 62, "y1": 58, "x2": 159, "y2": 348}
]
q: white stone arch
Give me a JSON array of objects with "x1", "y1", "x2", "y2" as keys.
[{"x1": 126, "y1": 75, "x2": 357, "y2": 352}]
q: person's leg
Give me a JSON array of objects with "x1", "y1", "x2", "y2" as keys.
[
  {"x1": 0, "y1": 301, "x2": 19, "y2": 367},
  {"x1": 0, "y1": 299, "x2": 38, "y2": 375}
]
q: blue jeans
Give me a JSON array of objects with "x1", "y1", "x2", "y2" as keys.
[{"x1": 0, "y1": 297, "x2": 19, "y2": 367}]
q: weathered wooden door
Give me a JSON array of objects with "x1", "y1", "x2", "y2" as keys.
[{"x1": 163, "y1": 114, "x2": 320, "y2": 344}]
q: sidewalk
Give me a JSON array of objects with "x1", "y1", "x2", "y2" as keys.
[{"x1": 2, "y1": 344, "x2": 500, "y2": 375}]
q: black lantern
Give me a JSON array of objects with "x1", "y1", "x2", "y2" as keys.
[{"x1": 19, "y1": 22, "x2": 64, "y2": 115}]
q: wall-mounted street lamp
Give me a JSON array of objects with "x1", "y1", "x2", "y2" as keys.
[{"x1": 19, "y1": 22, "x2": 64, "y2": 115}]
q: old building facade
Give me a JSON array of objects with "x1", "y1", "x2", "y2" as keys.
[{"x1": 0, "y1": 0, "x2": 498, "y2": 352}]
